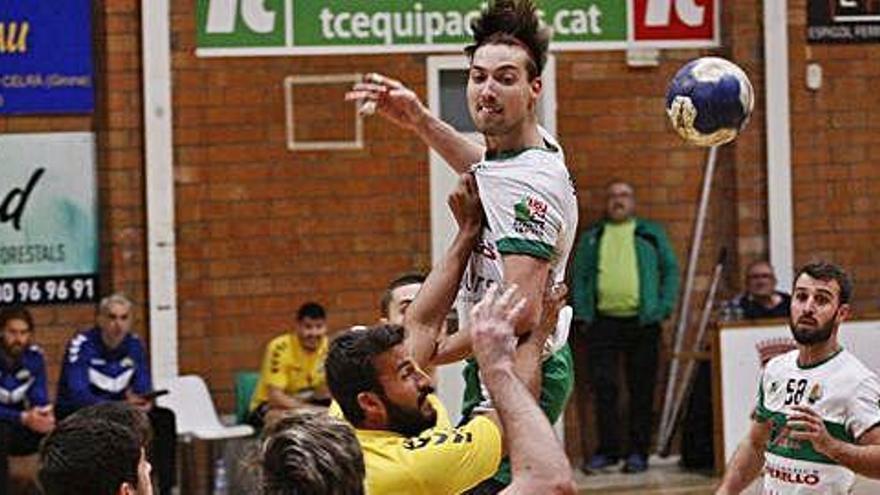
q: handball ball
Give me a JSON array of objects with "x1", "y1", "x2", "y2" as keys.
[{"x1": 665, "y1": 57, "x2": 754, "y2": 147}]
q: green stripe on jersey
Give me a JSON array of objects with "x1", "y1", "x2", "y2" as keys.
[
  {"x1": 497, "y1": 238, "x2": 554, "y2": 260},
  {"x1": 761, "y1": 408, "x2": 854, "y2": 464}
]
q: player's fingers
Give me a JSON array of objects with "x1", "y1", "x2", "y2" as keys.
[
  {"x1": 787, "y1": 412, "x2": 818, "y2": 425},
  {"x1": 365, "y1": 72, "x2": 403, "y2": 89},
  {"x1": 785, "y1": 419, "x2": 816, "y2": 432},
  {"x1": 474, "y1": 284, "x2": 499, "y2": 320},
  {"x1": 344, "y1": 90, "x2": 380, "y2": 102},
  {"x1": 350, "y1": 82, "x2": 391, "y2": 94},
  {"x1": 786, "y1": 430, "x2": 811, "y2": 441},
  {"x1": 463, "y1": 172, "x2": 478, "y2": 196},
  {"x1": 495, "y1": 284, "x2": 519, "y2": 314},
  {"x1": 506, "y1": 297, "x2": 527, "y2": 324},
  {"x1": 545, "y1": 283, "x2": 568, "y2": 307},
  {"x1": 790, "y1": 405, "x2": 819, "y2": 418}
]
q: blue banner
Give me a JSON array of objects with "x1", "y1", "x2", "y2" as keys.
[{"x1": 0, "y1": 1, "x2": 94, "y2": 114}]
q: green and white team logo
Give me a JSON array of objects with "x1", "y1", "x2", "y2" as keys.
[{"x1": 513, "y1": 196, "x2": 547, "y2": 236}]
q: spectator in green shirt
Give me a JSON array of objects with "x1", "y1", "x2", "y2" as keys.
[{"x1": 570, "y1": 180, "x2": 680, "y2": 474}]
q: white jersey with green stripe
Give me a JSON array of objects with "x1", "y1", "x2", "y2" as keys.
[
  {"x1": 756, "y1": 348, "x2": 880, "y2": 494},
  {"x1": 456, "y1": 126, "x2": 577, "y2": 334}
]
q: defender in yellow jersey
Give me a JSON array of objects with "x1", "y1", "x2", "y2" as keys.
[
  {"x1": 326, "y1": 324, "x2": 503, "y2": 495},
  {"x1": 248, "y1": 302, "x2": 330, "y2": 429},
  {"x1": 326, "y1": 285, "x2": 574, "y2": 495}
]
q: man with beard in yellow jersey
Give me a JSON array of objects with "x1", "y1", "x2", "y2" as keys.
[{"x1": 325, "y1": 284, "x2": 574, "y2": 495}]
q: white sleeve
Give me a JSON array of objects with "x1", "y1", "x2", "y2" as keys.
[
  {"x1": 848, "y1": 374, "x2": 880, "y2": 440},
  {"x1": 478, "y1": 164, "x2": 565, "y2": 261}
]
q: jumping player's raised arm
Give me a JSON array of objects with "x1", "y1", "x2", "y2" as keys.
[
  {"x1": 404, "y1": 173, "x2": 483, "y2": 368},
  {"x1": 345, "y1": 72, "x2": 484, "y2": 173}
]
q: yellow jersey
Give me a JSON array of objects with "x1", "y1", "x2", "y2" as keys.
[
  {"x1": 356, "y1": 398, "x2": 502, "y2": 495},
  {"x1": 249, "y1": 333, "x2": 328, "y2": 411}
]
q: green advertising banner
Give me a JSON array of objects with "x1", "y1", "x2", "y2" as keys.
[
  {"x1": 197, "y1": 0, "x2": 719, "y2": 56},
  {"x1": 0, "y1": 132, "x2": 99, "y2": 305}
]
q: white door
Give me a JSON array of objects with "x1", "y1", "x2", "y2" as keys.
[{"x1": 427, "y1": 54, "x2": 557, "y2": 426}]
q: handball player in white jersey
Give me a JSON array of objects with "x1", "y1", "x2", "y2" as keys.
[
  {"x1": 346, "y1": 1, "x2": 577, "y2": 491},
  {"x1": 717, "y1": 261, "x2": 880, "y2": 495}
]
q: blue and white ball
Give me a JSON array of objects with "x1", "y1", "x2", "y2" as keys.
[{"x1": 665, "y1": 57, "x2": 754, "y2": 147}]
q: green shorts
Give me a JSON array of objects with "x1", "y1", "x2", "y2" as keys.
[{"x1": 460, "y1": 343, "x2": 574, "y2": 486}]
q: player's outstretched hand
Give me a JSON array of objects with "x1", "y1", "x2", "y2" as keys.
[
  {"x1": 786, "y1": 405, "x2": 837, "y2": 456},
  {"x1": 470, "y1": 285, "x2": 526, "y2": 373},
  {"x1": 448, "y1": 172, "x2": 482, "y2": 235},
  {"x1": 345, "y1": 73, "x2": 429, "y2": 131}
]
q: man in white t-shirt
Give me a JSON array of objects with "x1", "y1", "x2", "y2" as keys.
[
  {"x1": 717, "y1": 261, "x2": 880, "y2": 494},
  {"x1": 346, "y1": 1, "x2": 576, "y2": 491}
]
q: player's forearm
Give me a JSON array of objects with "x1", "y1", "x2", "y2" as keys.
[
  {"x1": 433, "y1": 329, "x2": 474, "y2": 365},
  {"x1": 414, "y1": 115, "x2": 484, "y2": 174},
  {"x1": 716, "y1": 441, "x2": 765, "y2": 494},
  {"x1": 267, "y1": 388, "x2": 308, "y2": 410},
  {"x1": 824, "y1": 439, "x2": 880, "y2": 479},
  {"x1": 513, "y1": 336, "x2": 544, "y2": 399},
  {"x1": 406, "y1": 226, "x2": 480, "y2": 367},
  {"x1": 483, "y1": 365, "x2": 573, "y2": 493}
]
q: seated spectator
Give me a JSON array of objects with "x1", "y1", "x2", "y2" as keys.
[
  {"x1": 260, "y1": 410, "x2": 364, "y2": 495},
  {"x1": 730, "y1": 261, "x2": 791, "y2": 320},
  {"x1": 38, "y1": 416, "x2": 152, "y2": 495},
  {"x1": 0, "y1": 306, "x2": 55, "y2": 494},
  {"x1": 248, "y1": 302, "x2": 330, "y2": 429},
  {"x1": 55, "y1": 293, "x2": 176, "y2": 495}
]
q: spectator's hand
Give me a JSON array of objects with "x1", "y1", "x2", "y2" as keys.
[
  {"x1": 785, "y1": 405, "x2": 838, "y2": 456},
  {"x1": 345, "y1": 73, "x2": 429, "y2": 131},
  {"x1": 448, "y1": 173, "x2": 482, "y2": 235},
  {"x1": 126, "y1": 390, "x2": 154, "y2": 412},
  {"x1": 470, "y1": 285, "x2": 526, "y2": 373},
  {"x1": 22, "y1": 405, "x2": 55, "y2": 434}
]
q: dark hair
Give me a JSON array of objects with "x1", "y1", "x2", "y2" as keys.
[
  {"x1": 794, "y1": 261, "x2": 853, "y2": 304},
  {"x1": 261, "y1": 411, "x2": 365, "y2": 495},
  {"x1": 380, "y1": 273, "x2": 425, "y2": 317},
  {"x1": 0, "y1": 305, "x2": 34, "y2": 332},
  {"x1": 464, "y1": 0, "x2": 551, "y2": 80},
  {"x1": 325, "y1": 325, "x2": 405, "y2": 425},
  {"x1": 38, "y1": 417, "x2": 141, "y2": 495},
  {"x1": 297, "y1": 302, "x2": 326, "y2": 321},
  {"x1": 69, "y1": 401, "x2": 153, "y2": 449}
]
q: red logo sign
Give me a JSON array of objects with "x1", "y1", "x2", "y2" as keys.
[{"x1": 633, "y1": 0, "x2": 717, "y2": 41}]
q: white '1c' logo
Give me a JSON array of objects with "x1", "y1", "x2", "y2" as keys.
[
  {"x1": 206, "y1": 0, "x2": 276, "y2": 34},
  {"x1": 644, "y1": 0, "x2": 706, "y2": 28}
]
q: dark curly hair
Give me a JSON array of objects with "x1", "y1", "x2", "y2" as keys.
[
  {"x1": 464, "y1": 0, "x2": 552, "y2": 80},
  {"x1": 38, "y1": 417, "x2": 142, "y2": 495},
  {"x1": 325, "y1": 324, "x2": 405, "y2": 426}
]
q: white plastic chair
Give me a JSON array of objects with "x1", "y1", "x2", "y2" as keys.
[
  {"x1": 155, "y1": 375, "x2": 255, "y2": 493},
  {"x1": 156, "y1": 374, "x2": 254, "y2": 440}
]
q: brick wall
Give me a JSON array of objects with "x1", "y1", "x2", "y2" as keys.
[
  {"x1": 788, "y1": 2, "x2": 880, "y2": 314},
  {"x1": 0, "y1": 0, "x2": 147, "y2": 397},
  {"x1": 6, "y1": 0, "x2": 880, "y2": 467}
]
